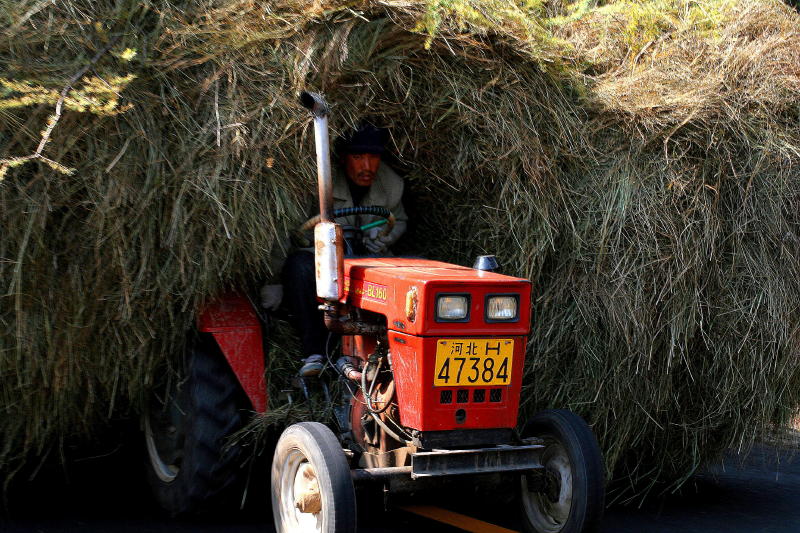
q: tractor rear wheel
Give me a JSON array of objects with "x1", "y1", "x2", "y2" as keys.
[
  {"x1": 519, "y1": 409, "x2": 605, "y2": 533},
  {"x1": 272, "y1": 422, "x2": 356, "y2": 533},
  {"x1": 144, "y1": 336, "x2": 249, "y2": 515}
]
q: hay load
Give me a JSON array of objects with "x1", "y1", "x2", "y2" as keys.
[{"x1": 2, "y1": 0, "x2": 800, "y2": 495}]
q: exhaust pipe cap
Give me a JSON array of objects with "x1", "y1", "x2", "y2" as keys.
[{"x1": 299, "y1": 91, "x2": 329, "y2": 117}]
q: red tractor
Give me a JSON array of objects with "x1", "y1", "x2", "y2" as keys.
[{"x1": 143, "y1": 92, "x2": 605, "y2": 533}]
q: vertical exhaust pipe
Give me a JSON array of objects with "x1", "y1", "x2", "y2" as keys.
[
  {"x1": 299, "y1": 91, "x2": 333, "y2": 222},
  {"x1": 299, "y1": 91, "x2": 344, "y2": 303}
]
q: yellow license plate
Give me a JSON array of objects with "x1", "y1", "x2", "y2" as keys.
[{"x1": 434, "y1": 338, "x2": 514, "y2": 387}]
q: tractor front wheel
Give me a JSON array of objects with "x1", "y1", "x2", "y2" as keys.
[
  {"x1": 519, "y1": 409, "x2": 605, "y2": 533},
  {"x1": 143, "y1": 336, "x2": 249, "y2": 515},
  {"x1": 272, "y1": 422, "x2": 356, "y2": 533}
]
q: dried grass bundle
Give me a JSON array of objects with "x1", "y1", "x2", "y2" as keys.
[{"x1": 2, "y1": 0, "x2": 799, "y2": 497}]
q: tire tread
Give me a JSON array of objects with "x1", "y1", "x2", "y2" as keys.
[
  {"x1": 520, "y1": 409, "x2": 605, "y2": 533},
  {"x1": 146, "y1": 337, "x2": 249, "y2": 515},
  {"x1": 272, "y1": 421, "x2": 356, "y2": 533}
]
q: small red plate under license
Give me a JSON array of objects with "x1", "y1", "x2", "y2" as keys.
[{"x1": 434, "y1": 338, "x2": 514, "y2": 387}]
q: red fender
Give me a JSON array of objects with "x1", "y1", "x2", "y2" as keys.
[{"x1": 197, "y1": 291, "x2": 267, "y2": 413}]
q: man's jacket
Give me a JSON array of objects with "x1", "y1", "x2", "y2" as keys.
[
  {"x1": 267, "y1": 162, "x2": 408, "y2": 278},
  {"x1": 331, "y1": 164, "x2": 408, "y2": 237}
]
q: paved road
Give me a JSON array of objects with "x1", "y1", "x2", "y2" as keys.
[
  {"x1": 601, "y1": 443, "x2": 800, "y2": 533},
  {"x1": 1, "y1": 436, "x2": 798, "y2": 532}
]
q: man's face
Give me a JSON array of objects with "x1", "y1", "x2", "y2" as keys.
[{"x1": 345, "y1": 153, "x2": 381, "y2": 187}]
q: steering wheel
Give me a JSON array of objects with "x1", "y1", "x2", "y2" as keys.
[{"x1": 298, "y1": 206, "x2": 396, "y2": 236}]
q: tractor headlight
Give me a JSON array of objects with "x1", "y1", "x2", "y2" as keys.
[
  {"x1": 436, "y1": 294, "x2": 470, "y2": 321},
  {"x1": 486, "y1": 295, "x2": 519, "y2": 322}
]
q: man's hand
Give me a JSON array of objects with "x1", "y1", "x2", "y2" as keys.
[
  {"x1": 260, "y1": 284, "x2": 283, "y2": 311},
  {"x1": 363, "y1": 227, "x2": 392, "y2": 254}
]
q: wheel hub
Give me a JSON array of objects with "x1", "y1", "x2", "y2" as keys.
[
  {"x1": 521, "y1": 441, "x2": 573, "y2": 533},
  {"x1": 279, "y1": 450, "x2": 324, "y2": 532},
  {"x1": 294, "y1": 463, "x2": 322, "y2": 514},
  {"x1": 544, "y1": 466, "x2": 563, "y2": 503}
]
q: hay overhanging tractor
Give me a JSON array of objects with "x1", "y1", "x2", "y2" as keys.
[{"x1": 143, "y1": 92, "x2": 606, "y2": 533}]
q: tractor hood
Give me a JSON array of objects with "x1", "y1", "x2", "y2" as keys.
[{"x1": 341, "y1": 258, "x2": 532, "y2": 337}]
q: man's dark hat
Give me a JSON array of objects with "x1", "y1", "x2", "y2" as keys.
[{"x1": 340, "y1": 123, "x2": 387, "y2": 155}]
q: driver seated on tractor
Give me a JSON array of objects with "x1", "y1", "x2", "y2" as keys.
[{"x1": 260, "y1": 123, "x2": 408, "y2": 377}]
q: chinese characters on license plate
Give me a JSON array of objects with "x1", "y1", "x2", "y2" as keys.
[{"x1": 434, "y1": 338, "x2": 514, "y2": 387}]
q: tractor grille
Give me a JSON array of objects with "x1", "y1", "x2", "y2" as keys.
[
  {"x1": 437, "y1": 388, "x2": 503, "y2": 404},
  {"x1": 440, "y1": 390, "x2": 452, "y2": 404}
]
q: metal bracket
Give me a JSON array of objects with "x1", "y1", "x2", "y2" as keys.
[{"x1": 411, "y1": 444, "x2": 544, "y2": 479}]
